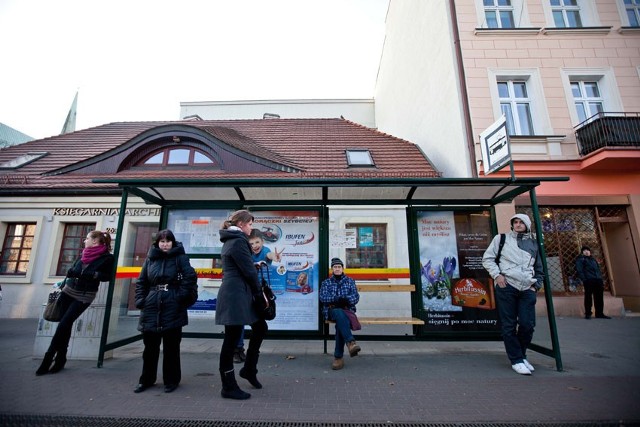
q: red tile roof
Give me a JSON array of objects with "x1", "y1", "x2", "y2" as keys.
[{"x1": 0, "y1": 118, "x2": 440, "y2": 194}]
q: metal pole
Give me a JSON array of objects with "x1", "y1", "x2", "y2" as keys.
[
  {"x1": 97, "y1": 188, "x2": 129, "y2": 367},
  {"x1": 530, "y1": 187, "x2": 563, "y2": 371}
]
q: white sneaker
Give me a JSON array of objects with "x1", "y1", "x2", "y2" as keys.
[
  {"x1": 522, "y1": 359, "x2": 535, "y2": 372},
  {"x1": 512, "y1": 362, "x2": 532, "y2": 375}
]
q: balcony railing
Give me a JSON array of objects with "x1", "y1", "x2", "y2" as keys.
[{"x1": 574, "y1": 112, "x2": 640, "y2": 156}]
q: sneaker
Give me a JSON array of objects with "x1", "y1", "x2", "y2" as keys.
[
  {"x1": 585, "y1": 315, "x2": 591, "y2": 319},
  {"x1": 511, "y1": 362, "x2": 532, "y2": 375},
  {"x1": 347, "y1": 341, "x2": 361, "y2": 357},
  {"x1": 332, "y1": 358, "x2": 344, "y2": 370},
  {"x1": 522, "y1": 359, "x2": 535, "y2": 372},
  {"x1": 595, "y1": 315, "x2": 611, "y2": 319}
]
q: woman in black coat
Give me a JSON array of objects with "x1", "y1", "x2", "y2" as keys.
[
  {"x1": 36, "y1": 230, "x2": 114, "y2": 376},
  {"x1": 133, "y1": 229, "x2": 198, "y2": 393},
  {"x1": 216, "y1": 210, "x2": 268, "y2": 400}
]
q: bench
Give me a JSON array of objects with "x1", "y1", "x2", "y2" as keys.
[{"x1": 323, "y1": 284, "x2": 425, "y2": 353}]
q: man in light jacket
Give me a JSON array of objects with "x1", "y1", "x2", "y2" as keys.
[{"x1": 483, "y1": 213, "x2": 544, "y2": 375}]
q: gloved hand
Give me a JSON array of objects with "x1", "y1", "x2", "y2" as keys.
[
  {"x1": 66, "y1": 269, "x2": 79, "y2": 278},
  {"x1": 336, "y1": 297, "x2": 350, "y2": 308},
  {"x1": 135, "y1": 299, "x2": 145, "y2": 309}
]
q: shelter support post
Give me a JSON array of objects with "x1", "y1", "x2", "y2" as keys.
[
  {"x1": 529, "y1": 187, "x2": 563, "y2": 371},
  {"x1": 97, "y1": 189, "x2": 129, "y2": 367}
]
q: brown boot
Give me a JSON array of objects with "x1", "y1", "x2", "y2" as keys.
[
  {"x1": 347, "y1": 341, "x2": 361, "y2": 357},
  {"x1": 332, "y1": 357, "x2": 344, "y2": 370}
]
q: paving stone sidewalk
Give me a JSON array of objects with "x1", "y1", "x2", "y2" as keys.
[{"x1": 0, "y1": 317, "x2": 639, "y2": 425}]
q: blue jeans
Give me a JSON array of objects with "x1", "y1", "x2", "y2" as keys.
[
  {"x1": 48, "y1": 292, "x2": 91, "y2": 353},
  {"x1": 328, "y1": 308, "x2": 355, "y2": 359},
  {"x1": 495, "y1": 284, "x2": 536, "y2": 364}
]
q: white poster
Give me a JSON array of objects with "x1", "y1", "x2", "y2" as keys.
[{"x1": 252, "y1": 211, "x2": 320, "y2": 331}]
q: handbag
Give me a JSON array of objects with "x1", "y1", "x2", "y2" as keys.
[
  {"x1": 343, "y1": 309, "x2": 361, "y2": 331},
  {"x1": 254, "y1": 263, "x2": 277, "y2": 320},
  {"x1": 43, "y1": 289, "x2": 63, "y2": 322}
]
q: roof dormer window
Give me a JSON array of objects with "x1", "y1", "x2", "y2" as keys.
[
  {"x1": 346, "y1": 149, "x2": 374, "y2": 167},
  {"x1": 0, "y1": 152, "x2": 48, "y2": 169},
  {"x1": 140, "y1": 147, "x2": 215, "y2": 167}
]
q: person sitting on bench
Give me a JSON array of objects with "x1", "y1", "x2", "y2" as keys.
[{"x1": 319, "y1": 257, "x2": 361, "y2": 370}]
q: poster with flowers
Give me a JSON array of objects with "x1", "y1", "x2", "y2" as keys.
[
  {"x1": 417, "y1": 210, "x2": 499, "y2": 331},
  {"x1": 418, "y1": 211, "x2": 461, "y2": 313}
]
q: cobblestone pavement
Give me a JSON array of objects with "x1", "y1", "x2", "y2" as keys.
[{"x1": 1, "y1": 317, "x2": 639, "y2": 425}]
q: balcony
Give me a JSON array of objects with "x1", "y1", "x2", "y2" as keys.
[{"x1": 575, "y1": 112, "x2": 640, "y2": 156}]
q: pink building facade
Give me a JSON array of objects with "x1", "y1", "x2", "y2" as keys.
[{"x1": 375, "y1": 0, "x2": 640, "y2": 312}]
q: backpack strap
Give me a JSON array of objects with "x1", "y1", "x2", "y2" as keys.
[{"x1": 495, "y1": 233, "x2": 506, "y2": 266}]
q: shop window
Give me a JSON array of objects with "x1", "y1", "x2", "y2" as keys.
[
  {"x1": 345, "y1": 223, "x2": 387, "y2": 269},
  {"x1": 56, "y1": 223, "x2": 95, "y2": 276},
  {"x1": 0, "y1": 223, "x2": 36, "y2": 275}
]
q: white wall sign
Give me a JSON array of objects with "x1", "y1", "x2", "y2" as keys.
[{"x1": 479, "y1": 116, "x2": 511, "y2": 175}]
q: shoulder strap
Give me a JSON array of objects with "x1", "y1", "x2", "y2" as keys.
[{"x1": 495, "y1": 233, "x2": 506, "y2": 266}]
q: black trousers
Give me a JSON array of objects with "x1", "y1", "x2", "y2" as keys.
[
  {"x1": 583, "y1": 278, "x2": 605, "y2": 317},
  {"x1": 220, "y1": 319, "x2": 268, "y2": 373},
  {"x1": 48, "y1": 292, "x2": 91, "y2": 353},
  {"x1": 139, "y1": 328, "x2": 182, "y2": 386}
]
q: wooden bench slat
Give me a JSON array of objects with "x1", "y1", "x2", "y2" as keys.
[
  {"x1": 326, "y1": 317, "x2": 424, "y2": 325},
  {"x1": 356, "y1": 284, "x2": 416, "y2": 292}
]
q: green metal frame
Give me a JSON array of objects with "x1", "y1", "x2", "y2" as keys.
[{"x1": 96, "y1": 176, "x2": 567, "y2": 370}]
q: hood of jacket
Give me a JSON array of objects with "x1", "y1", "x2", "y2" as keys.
[
  {"x1": 147, "y1": 241, "x2": 186, "y2": 260},
  {"x1": 510, "y1": 213, "x2": 532, "y2": 233},
  {"x1": 219, "y1": 228, "x2": 247, "y2": 244}
]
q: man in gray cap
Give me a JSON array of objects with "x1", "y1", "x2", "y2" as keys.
[
  {"x1": 319, "y1": 257, "x2": 361, "y2": 370},
  {"x1": 482, "y1": 214, "x2": 544, "y2": 375},
  {"x1": 576, "y1": 246, "x2": 610, "y2": 319}
]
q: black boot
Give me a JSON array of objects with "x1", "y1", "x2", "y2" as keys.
[
  {"x1": 239, "y1": 350, "x2": 262, "y2": 389},
  {"x1": 49, "y1": 349, "x2": 67, "y2": 374},
  {"x1": 220, "y1": 369, "x2": 250, "y2": 400},
  {"x1": 36, "y1": 351, "x2": 55, "y2": 376}
]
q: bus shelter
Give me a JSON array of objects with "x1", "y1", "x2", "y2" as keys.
[{"x1": 96, "y1": 176, "x2": 568, "y2": 370}]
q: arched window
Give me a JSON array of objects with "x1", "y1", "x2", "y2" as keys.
[{"x1": 139, "y1": 147, "x2": 216, "y2": 167}]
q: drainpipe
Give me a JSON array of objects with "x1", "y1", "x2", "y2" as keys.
[{"x1": 449, "y1": 0, "x2": 478, "y2": 178}]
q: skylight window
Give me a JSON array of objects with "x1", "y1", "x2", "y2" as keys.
[
  {"x1": 346, "y1": 150, "x2": 374, "y2": 166},
  {"x1": 0, "y1": 152, "x2": 48, "y2": 169}
]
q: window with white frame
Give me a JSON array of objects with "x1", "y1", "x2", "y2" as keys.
[
  {"x1": 551, "y1": 0, "x2": 583, "y2": 27},
  {"x1": 622, "y1": 0, "x2": 640, "y2": 26},
  {"x1": 0, "y1": 223, "x2": 36, "y2": 275},
  {"x1": 483, "y1": 0, "x2": 515, "y2": 28},
  {"x1": 498, "y1": 80, "x2": 534, "y2": 135},
  {"x1": 571, "y1": 81, "x2": 604, "y2": 124},
  {"x1": 475, "y1": 0, "x2": 530, "y2": 28},
  {"x1": 561, "y1": 68, "x2": 623, "y2": 126}
]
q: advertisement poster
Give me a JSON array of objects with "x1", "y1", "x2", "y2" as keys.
[
  {"x1": 417, "y1": 210, "x2": 498, "y2": 331},
  {"x1": 252, "y1": 210, "x2": 320, "y2": 331}
]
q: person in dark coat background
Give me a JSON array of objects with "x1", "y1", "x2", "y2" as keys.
[
  {"x1": 576, "y1": 246, "x2": 610, "y2": 319},
  {"x1": 216, "y1": 210, "x2": 268, "y2": 400},
  {"x1": 36, "y1": 230, "x2": 114, "y2": 376},
  {"x1": 133, "y1": 229, "x2": 198, "y2": 393}
]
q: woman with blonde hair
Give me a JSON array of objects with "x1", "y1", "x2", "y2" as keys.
[
  {"x1": 216, "y1": 210, "x2": 268, "y2": 399},
  {"x1": 36, "y1": 230, "x2": 114, "y2": 375}
]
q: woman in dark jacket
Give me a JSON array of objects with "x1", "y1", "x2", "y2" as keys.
[
  {"x1": 36, "y1": 230, "x2": 114, "y2": 376},
  {"x1": 133, "y1": 229, "x2": 198, "y2": 393},
  {"x1": 216, "y1": 210, "x2": 268, "y2": 400}
]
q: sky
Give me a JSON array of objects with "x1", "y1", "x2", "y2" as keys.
[{"x1": 0, "y1": 0, "x2": 389, "y2": 140}]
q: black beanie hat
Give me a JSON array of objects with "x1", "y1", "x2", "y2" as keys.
[{"x1": 331, "y1": 257, "x2": 344, "y2": 267}]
